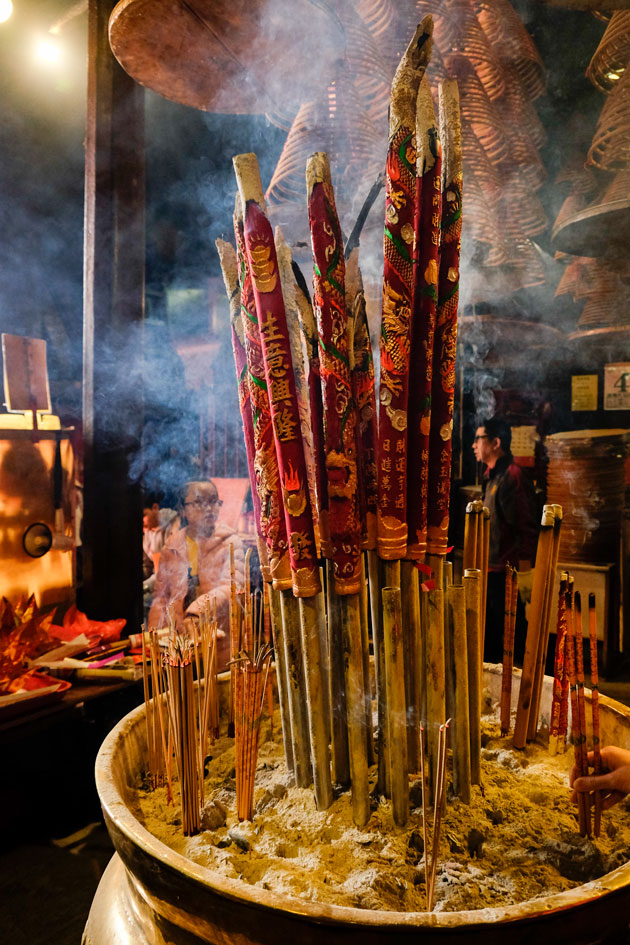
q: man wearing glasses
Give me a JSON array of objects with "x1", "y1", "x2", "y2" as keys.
[
  {"x1": 472, "y1": 417, "x2": 538, "y2": 664},
  {"x1": 148, "y1": 480, "x2": 245, "y2": 669}
]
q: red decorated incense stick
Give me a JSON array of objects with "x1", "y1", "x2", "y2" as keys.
[
  {"x1": 234, "y1": 207, "x2": 292, "y2": 591},
  {"x1": 588, "y1": 592, "x2": 602, "y2": 836},
  {"x1": 347, "y1": 250, "x2": 378, "y2": 551},
  {"x1": 217, "y1": 238, "x2": 269, "y2": 579},
  {"x1": 407, "y1": 76, "x2": 441, "y2": 559},
  {"x1": 549, "y1": 576, "x2": 568, "y2": 755},
  {"x1": 426, "y1": 79, "x2": 462, "y2": 557},
  {"x1": 306, "y1": 152, "x2": 361, "y2": 594},
  {"x1": 236, "y1": 157, "x2": 320, "y2": 598},
  {"x1": 377, "y1": 18, "x2": 433, "y2": 560},
  {"x1": 574, "y1": 592, "x2": 591, "y2": 836},
  {"x1": 565, "y1": 588, "x2": 587, "y2": 835}
]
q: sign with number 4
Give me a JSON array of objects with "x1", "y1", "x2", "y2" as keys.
[{"x1": 604, "y1": 363, "x2": 630, "y2": 411}]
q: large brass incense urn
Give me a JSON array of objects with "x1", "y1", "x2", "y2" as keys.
[{"x1": 84, "y1": 667, "x2": 630, "y2": 945}]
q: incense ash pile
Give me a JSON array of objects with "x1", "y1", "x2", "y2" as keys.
[{"x1": 132, "y1": 702, "x2": 630, "y2": 914}]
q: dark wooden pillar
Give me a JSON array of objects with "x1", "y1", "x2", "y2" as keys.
[{"x1": 81, "y1": 0, "x2": 145, "y2": 630}]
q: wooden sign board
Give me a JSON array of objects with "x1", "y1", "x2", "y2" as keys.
[{"x1": 1, "y1": 334, "x2": 51, "y2": 413}]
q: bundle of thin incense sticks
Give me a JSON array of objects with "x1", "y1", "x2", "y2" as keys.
[
  {"x1": 141, "y1": 607, "x2": 222, "y2": 837},
  {"x1": 141, "y1": 628, "x2": 172, "y2": 801},
  {"x1": 165, "y1": 634, "x2": 200, "y2": 836},
  {"x1": 420, "y1": 720, "x2": 450, "y2": 912},
  {"x1": 233, "y1": 588, "x2": 273, "y2": 822}
]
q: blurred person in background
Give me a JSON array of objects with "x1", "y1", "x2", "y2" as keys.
[
  {"x1": 472, "y1": 416, "x2": 539, "y2": 664},
  {"x1": 148, "y1": 480, "x2": 244, "y2": 669}
]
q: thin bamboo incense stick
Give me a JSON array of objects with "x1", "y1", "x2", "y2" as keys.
[
  {"x1": 428, "y1": 720, "x2": 450, "y2": 911},
  {"x1": 500, "y1": 566, "x2": 518, "y2": 736},
  {"x1": 298, "y1": 595, "x2": 333, "y2": 811},
  {"x1": 269, "y1": 586, "x2": 294, "y2": 777},
  {"x1": 447, "y1": 584, "x2": 470, "y2": 802},
  {"x1": 359, "y1": 554, "x2": 375, "y2": 767},
  {"x1": 463, "y1": 503, "x2": 478, "y2": 572},
  {"x1": 588, "y1": 593, "x2": 602, "y2": 837},
  {"x1": 419, "y1": 724, "x2": 429, "y2": 910},
  {"x1": 574, "y1": 592, "x2": 591, "y2": 837},
  {"x1": 425, "y1": 588, "x2": 446, "y2": 804},
  {"x1": 513, "y1": 505, "x2": 556, "y2": 749},
  {"x1": 383, "y1": 585, "x2": 409, "y2": 827},
  {"x1": 402, "y1": 559, "x2": 421, "y2": 772},
  {"x1": 480, "y1": 508, "x2": 490, "y2": 651},
  {"x1": 566, "y1": 586, "x2": 587, "y2": 836},
  {"x1": 327, "y1": 559, "x2": 350, "y2": 788},
  {"x1": 529, "y1": 504, "x2": 563, "y2": 741},
  {"x1": 464, "y1": 569, "x2": 482, "y2": 785}
]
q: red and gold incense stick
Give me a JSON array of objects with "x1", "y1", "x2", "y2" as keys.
[
  {"x1": 306, "y1": 151, "x2": 361, "y2": 595},
  {"x1": 549, "y1": 575, "x2": 569, "y2": 755},
  {"x1": 406, "y1": 75, "x2": 441, "y2": 560},
  {"x1": 377, "y1": 18, "x2": 433, "y2": 561},
  {"x1": 574, "y1": 592, "x2": 591, "y2": 837},
  {"x1": 426, "y1": 78, "x2": 462, "y2": 559},
  {"x1": 565, "y1": 586, "x2": 588, "y2": 836},
  {"x1": 588, "y1": 592, "x2": 602, "y2": 836}
]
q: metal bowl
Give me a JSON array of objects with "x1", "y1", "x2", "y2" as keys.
[{"x1": 84, "y1": 666, "x2": 630, "y2": 945}]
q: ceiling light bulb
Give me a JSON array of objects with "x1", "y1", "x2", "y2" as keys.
[{"x1": 0, "y1": 0, "x2": 13, "y2": 24}]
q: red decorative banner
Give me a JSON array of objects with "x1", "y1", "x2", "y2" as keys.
[
  {"x1": 427, "y1": 79, "x2": 462, "y2": 557},
  {"x1": 307, "y1": 153, "x2": 361, "y2": 595},
  {"x1": 241, "y1": 198, "x2": 320, "y2": 598}
]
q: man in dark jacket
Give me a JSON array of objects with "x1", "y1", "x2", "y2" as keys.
[{"x1": 473, "y1": 417, "x2": 539, "y2": 663}]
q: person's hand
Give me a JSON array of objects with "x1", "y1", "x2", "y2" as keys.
[{"x1": 570, "y1": 745, "x2": 630, "y2": 811}]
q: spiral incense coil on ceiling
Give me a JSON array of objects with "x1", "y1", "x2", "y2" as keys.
[
  {"x1": 578, "y1": 287, "x2": 630, "y2": 328},
  {"x1": 450, "y1": 56, "x2": 508, "y2": 164},
  {"x1": 587, "y1": 11, "x2": 630, "y2": 93},
  {"x1": 509, "y1": 183, "x2": 547, "y2": 237},
  {"x1": 265, "y1": 73, "x2": 381, "y2": 222},
  {"x1": 554, "y1": 257, "x2": 591, "y2": 298},
  {"x1": 433, "y1": 0, "x2": 507, "y2": 101},
  {"x1": 504, "y1": 127, "x2": 546, "y2": 193},
  {"x1": 587, "y1": 66, "x2": 630, "y2": 169},
  {"x1": 502, "y1": 71, "x2": 546, "y2": 150},
  {"x1": 472, "y1": 0, "x2": 546, "y2": 100},
  {"x1": 331, "y1": 1, "x2": 391, "y2": 123},
  {"x1": 462, "y1": 173, "x2": 507, "y2": 266}
]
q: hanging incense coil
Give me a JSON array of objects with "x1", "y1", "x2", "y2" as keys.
[
  {"x1": 452, "y1": 56, "x2": 508, "y2": 165},
  {"x1": 587, "y1": 11, "x2": 630, "y2": 93},
  {"x1": 462, "y1": 173, "x2": 507, "y2": 266},
  {"x1": 546, "y1": 430, "x2": 630, "y2": 564},
  {"x1": 509, "y1": 184, "x2": 547, "y2": 237},
  {"x1": 502, "y1": 70, "x2": 547, "y2": 151},
  {"x1": 577, "y1": 286, "x2": 630, "y2": 328},
  {"x1": 504, "y1": 125, "x2": 547, "y2": 193},
  {"x1": 433, "y1": 0, "x2": 505, "y2": 102},
  {"x1": 334, "y1": 1, "x2": 391, "y2": 123},
  {"x1": 587, "y1": 66, "x2": 630, "y2": 169},
  {"x1": 473, "y1": 0, "x2": 546, "y2": 100}
]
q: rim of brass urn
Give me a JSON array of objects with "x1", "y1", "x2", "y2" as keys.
[{"x1": 95, "y1": 668, "x2": 630, "y2": 931}]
